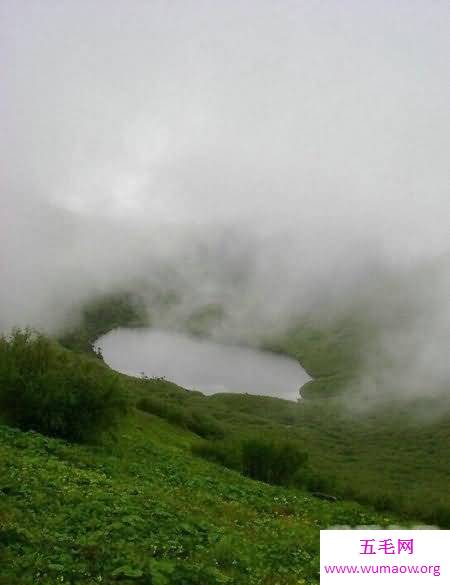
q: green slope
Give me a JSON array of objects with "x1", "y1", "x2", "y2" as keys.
[
  {"x1": 56, "y1": 293, "x2": 450, "y2": 525},
  {"x1": 1, "y1": 291, "x2": 448, "y2": 584},
  {"x1": 0, "y1": 412, "x2": 400, "y2": 585}
]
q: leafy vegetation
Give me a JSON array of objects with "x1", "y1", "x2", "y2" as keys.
[
  {"x1": 0, "y1": 415, "x2": 401, "y2": 585},
  {"x1": 260, "y1": 318, "x2": 370, "y2": 399},
  {"x1": 0, "y1": 329, "x2": 127, "y2": 442},
  {"x1": 0, "y1": 292, "x2": 448, "y2": 583},
  {"x1": 241, "y1": 438, "x2": 308, "y2": 485},
  {"x1": 137, "y1": 395, "x2": 225, "y2": 439},
  {"x1": 133, "y1": 376, "x2": 449, "y2": 526},
  {"x1": 193, "y1": 437, "x2": 311, "y2": 489}
]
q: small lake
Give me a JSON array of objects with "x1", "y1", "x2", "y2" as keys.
[{"x1": 96, "y1": 328, "x2": 311, "y2": 401}]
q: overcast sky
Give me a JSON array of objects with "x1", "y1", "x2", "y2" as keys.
[
  {"x1": 1, "y1": 1, "x2": 449, "y2": 379},
  {"x1": 1, "y1": 1, "x2": 449, "y2": 410},
  {"x1": 2, "y1": 1, "x2": 449, "y2": 251}
]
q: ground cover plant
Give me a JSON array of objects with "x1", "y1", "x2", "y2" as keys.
[
  {"x1": 0, "y1": 293, "x2": 448, "y2": 584},
  {"x1": 0, "y1": 413, "x2": 403, "y2": 585}
]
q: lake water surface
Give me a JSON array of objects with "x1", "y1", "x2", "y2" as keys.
[{"x1": 96, "y1": 328, "x2": 311, "y2": 401}]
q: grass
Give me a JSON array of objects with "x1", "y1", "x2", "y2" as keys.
[
  {"x1": 0, "y1": 413, "x2": 402, "y2": 585},
  {"x1": 56, "y1": 293, "x2": 449, "y2": 524},
  {"x1": 130, "y1": 376, "x2": 450, "y2": 526},
  {"x1": 0, "y1": 291, "x2": 448, "y2": 583}
]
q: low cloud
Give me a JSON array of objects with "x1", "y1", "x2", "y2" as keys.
[{"x1": 1, "y1": 1, "x2": 449, "y2": 409}]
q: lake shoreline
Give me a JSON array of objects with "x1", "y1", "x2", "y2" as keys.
[{"x1": 96, "y1": 326, "x2": 312, "y2": 401}]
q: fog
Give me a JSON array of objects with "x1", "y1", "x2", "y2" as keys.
[{"x1": 1, "y1": 1, "x2": 449, "y2": 408}]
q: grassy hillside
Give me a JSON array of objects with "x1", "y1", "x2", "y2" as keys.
[
  {"x1": 56, "y1": 293, "x2": 449, "y2": 525},
  {"x1": 127, "y1": 377, "x2": 450, "y2": 526},
  {"x1": 0, "y1": 292, "x2": 448, "y2": 583},
  {"x1": 0, "y1": 412, "x2": 400, "y2": 585}
]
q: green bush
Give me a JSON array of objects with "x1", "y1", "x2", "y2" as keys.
[
  {"x1": 241, "y1": 438, "x2": 308, "y2": 485},
  {"x1": 293, "y1": 466, "x2": 337, "y2": 494},
  {"x1": 0, "y1": 329, "x2": 127, "y2": 442},
  {"x1": 137, "y1": 396, "x2": 225, "y2": 439},
  {"x1": 183, "y1": 409, "x2": 225, "y2": 439},
  {"x1": 191, "y1": 440, "x2": 242, "y2": 471},
  {"x1": 137, "y1": 395, "x2": 170, "y2": 418},
  {"x1": 192, "y1": 436, "x2": 309, "y2": 487}
]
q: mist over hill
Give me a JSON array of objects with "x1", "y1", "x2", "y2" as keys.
[
  {"x1": 1, "y1": 1, "x2": 449, "y2": 411},
  {"x1": 1, "y1": 4, "x2": 449, "y2": 582}
]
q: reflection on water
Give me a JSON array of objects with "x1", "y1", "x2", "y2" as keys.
[{"x1": 96, "y1": 328, "x2": 310, "y2": 401}]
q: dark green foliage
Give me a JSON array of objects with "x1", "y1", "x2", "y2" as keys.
[
  {"x1": 241, "y1": 438, "x2": 308, "y2": 486},
  {"x1": 191, "y1": 439, "x2": 242, "y2": 471},
  {"x1": 185, "y1": 410, "x2": 226, "y2": 440},
  {"x1": 261, "y1": 319, "x2": 369, "y2": 399},
  {"x1": 134, "y1": 373, "x2": 449, "y2": 524},
  {"x1": 137, "y1": 395, "x2": 175, "y2": 419},
  {"x1": 193, "y1": 437, "x2": 309, "y2": 488},
  {"x1": 0, "y1": 417, "x2": 398, "y2": 585},
  {"x1": 0, "y1": 330, "x2": 127, "y2": 442},
  {"x1": 293, "y1": 467, "x2": 337, "y2": 494},
  {"x1": 137, "y1": 396, "x2": 225, "y2": 439}
]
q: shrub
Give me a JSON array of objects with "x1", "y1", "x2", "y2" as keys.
[
  {"x1": 293, "y1": 466, "x2": 337, "y2": 494},
  {"x1": 241, "y1": 438, "x2": 308, "y2": 485},
  {"x1": 137, "y1": 396, "x2": 171, "y2": 418},
  {"x1": 192, "y1": 436, "x2": 309, "y2": 487},
  {"x1": 425, "y1": 504, "x2": 450, "y2": 529},
  {"x1": 137, "y1": 397, "x2": 225, "y2": 439},
  {"x1": 183, "y1": 409, "x2": 225, "y2": 439},
  {"x1": 0, "y1": 329, "x2": 127, "y2": 442},
  {"x1": 191, "y1": 440, "x2": 242, "y2": 471}
]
